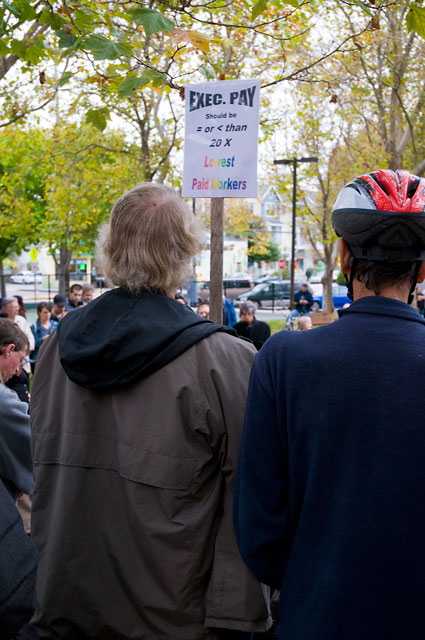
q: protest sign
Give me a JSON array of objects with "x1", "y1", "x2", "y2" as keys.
[{"x1": 182, "y1": 78, "x2": 261, "y2": 198}]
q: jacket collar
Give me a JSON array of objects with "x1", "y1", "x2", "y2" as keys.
[{"x1": 338, "y1": 295, "x2": 425, "y2": 325}]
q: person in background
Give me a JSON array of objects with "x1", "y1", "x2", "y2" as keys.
[
  {"x1": 0, "y1": 320, "x2": 36, "y2": 637},
  {"x1": 234, "y1": 301, "x2": 271, "y2": 350},
  {"x1": 50, "y1": 294, "x2": 67, "y2": 323},
  {"x1": 65, "y1": 283, "x2": 83, "y2": 312},
  {"x1": 223, "y1": 293, "x2": 237, "y2": 327},
  {"x1": 297, "y1": 315, "x2": 313, "y2": 331},
  {"x1": 30, "y1": 183, "x2": 270, "y2": 639},
  {"x1": 30, "y1": 303, "x2": 58, "y2": 373},
  {"x1": 14, "y1": 295, "x2": 27, "y2": 319},
  {"x1": 197, "y1": 302, "x2": 210, "y2": 319},
  {"x1": 81, "y1": 283, "x2": 95, "y2": 305},
  {"x1": 2, "y1": 297, "x2": 34, "y2": 403},
  {"x1": 285, "y1": 283, "x2": 314, "y2": 329},
  {"x1": 175, "y1": 293, "x2": 187, "y2": 304},
  {"x1": 0, "y1": 319, "x2": 33, "y2": 499}
]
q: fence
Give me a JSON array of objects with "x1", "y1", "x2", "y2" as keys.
[{"x1": 0, "y1": 273, "x2": 107, "y2": 305}]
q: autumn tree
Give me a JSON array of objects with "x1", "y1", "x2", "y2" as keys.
[
  {"x1": 0, "y1": 127, "x2": 47, "y2": 296},
  {"x1": 39, "y1": 123, "x2": 140, "y2": 291}
]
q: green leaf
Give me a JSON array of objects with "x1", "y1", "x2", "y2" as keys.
[
  {"x1": 81, "y1": 35, "x2": 132, "y2": 60},
  {"x1": 140, "y1": 69, "x2": 167, "y2": 86},
  {"x1": 127, "y1": 8, "x2": 174, "y2": 37},
  {"x1": 353, "y1": 0, "x2": 372, "y2": 16},
  {"x1": 2, "y1": 1, "x2": 20, "y2": 17},
  {"x1": 407, "y1": 5, "x2": 425, "y2": 38},
  {"x1": 15, "y1": 0, "x2": 36, "y2": 20},
  {"x1": 86, "y1": 108, "x2": 110, "y2": 132},
  {"x1": 73, "y1": 9, "x2": 94, "y2": 30},
  {"x1": 58, "y1": 71, "x2": 73, "y2": 87},
  {"x1": 117, "y1": 75, "x2": 149, "y2": 97},
  {"x1": 55, "y1": 30, "x2": 77, "y2": 49},
  {"x1": 199, "y1": 65, "x2": 214, "y2": 80},
  {"x1": 252, "y1": 0, "x2": 267, "y2": 20},
  {"x1": 10, "y1": 38, "x2": 27, "y2": 59},
  {"x1": 39, "y1": 9, "x2": 67, "y2": 30}
]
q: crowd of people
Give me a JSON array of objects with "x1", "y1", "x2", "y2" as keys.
[{"x1": 2, "y1": 170, "x2": 425, "y2": 639}]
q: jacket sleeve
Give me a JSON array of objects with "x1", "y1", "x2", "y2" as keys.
[
  {"x1": 199, "y1": 335, "x2": 272, "y2": 633},
  {"x1": 0, "y1": 478, "x2": 37, "y2": 636},
  {"x1": 0, "y1": 385, "x2": 34, "y2": 496},
  {"x1": 16, "y1": 316, "x2": 35, "y2": 352},
  {"x1": 233, "y1": 340, "x2": 290, "y2": 590}
]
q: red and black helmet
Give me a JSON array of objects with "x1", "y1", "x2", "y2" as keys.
[{"x1": 332, "y1": 169, "x2": 425, "y2": 261}]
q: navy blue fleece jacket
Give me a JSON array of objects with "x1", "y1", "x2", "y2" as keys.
[{"x1": 234, "y1": 296, "x2": 425, "y2": 640}]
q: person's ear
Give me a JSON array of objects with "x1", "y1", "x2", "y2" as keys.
[
  {"x1": 417, "y1": 260, "x2": 425, "y2": 284},
  {"x1": 5, "y1": 343, "x2": 15, "y2": 358},
  {"x1": 339, "y1": 238, "x2": 351, "y2": 276}
]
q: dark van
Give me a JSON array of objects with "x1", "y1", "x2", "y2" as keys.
[
  {"x1": 235, "y1": 280, "x2": 304, "y2": 309},
  {"x1": 198, "y1": 278, "x2": 254, "y2": 302}
]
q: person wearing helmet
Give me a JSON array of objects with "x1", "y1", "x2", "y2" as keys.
[{"x1": 234, "y1": 169, "x2": 425, "y2": 640}]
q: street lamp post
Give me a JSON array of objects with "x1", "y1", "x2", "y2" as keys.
[{"x1": 273, "y1": 156, "x2": 318, "y2": 310}]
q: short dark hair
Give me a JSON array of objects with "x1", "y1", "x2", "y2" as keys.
[
  {"x1": 37, "y1": 301, "x2": 52, "y2": 315},
  {"x1": 353, "y1": 258, "x2": 418, "y2": 295},
  {"x1": 69, "y1": 284, "x2": 83, "y2": 293},
  {"x1": 0, "y1": 318, "x2": 29, "y2": 352}
]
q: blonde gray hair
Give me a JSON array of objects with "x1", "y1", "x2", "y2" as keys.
[{"x1": 97, "y1": 183, "x2": 205, "y2": 293}]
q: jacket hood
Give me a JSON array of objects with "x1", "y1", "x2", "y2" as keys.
[{"x1": 57, "y1": 288, "x2": 229, "y2": 390}]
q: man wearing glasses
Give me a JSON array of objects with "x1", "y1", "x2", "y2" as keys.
[{"x1": 0, "y1": 318, "x2": 33, "y2": 500}]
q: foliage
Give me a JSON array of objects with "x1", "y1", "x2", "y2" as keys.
[
  {"x1": 0, "y1": 122, "x2": 140, "y2": 289},
  {"x1": 39, "y1": 123, "x2": 140, "y2": 287},
  {"x1": 335, "y1": 270, "x2": 345, "y2": 285},
  {"x1": 0, "y1": 127, "x2": 46, "y2": 261},
  {"x1": 0, "y1": 0, "x2": 409, "y2": 130}
]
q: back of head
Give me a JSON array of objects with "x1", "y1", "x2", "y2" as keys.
[
  {"x1": 97, "y1": 183, "x2": 205, "y2": 294},
  {"x1": 332, "y1": 169, "x2": 425, "y2": 300}
]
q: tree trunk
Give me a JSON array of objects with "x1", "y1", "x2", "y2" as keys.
[
  {"x1": 0, "y1": 258, "x2": 5, "y2": 299},
  {"x1": 57, "y1": 245, "x2": 73, "y2": 294},
  {"x1": 321, "y1": 270, "x2": 334, "y2": 313},
  {"x1": 322, "y1": 242, "x2": 337, "y2": 313}
]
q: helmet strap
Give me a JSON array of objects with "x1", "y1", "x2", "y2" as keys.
[
  {"x1": 344, "y1": 256, "x2": 357, "y2": 301},
  {"x1": 408, "y1": 262, "x2": 422, "y2": 305}
]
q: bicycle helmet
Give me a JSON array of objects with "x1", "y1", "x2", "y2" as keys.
[{"x1": 332, "y1": 169, "x2": 425, "y2": 300}]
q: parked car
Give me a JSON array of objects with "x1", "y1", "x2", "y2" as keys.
[
  {"x1": 235, "y1": 280, "x2": 305, "y2": 309},
  {"x1": 9, "y1": 270, "x2": 42, "y2": 285},
  {"x1": 198, "y1": 277, "x2": 254, "y2": 303},
  {"x1": 311, "y1": 284, "x2": 351, "y2": 310},
  {"x1": 253, "y1": 274, "x2": 280, "y2": 285}
]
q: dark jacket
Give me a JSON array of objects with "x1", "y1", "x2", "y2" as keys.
[
  {"x1": 0, "y1": 478, "x2": 37, "y2": 637},
  {"x1": 0, "y1": 381, "x2": 33, "y2": 498},
  {"x1": 294, "y1": 288, "x2": 313, "y2": 312},
  {"x1": 30, "y1": 288, "x2": 271, "y2": 639},
  {"x1": 234, "y1": 296, "x2": 425, "y2": 640},
  {"x1": 233, "y1": 319, "x2": 271, "y2": 350}
]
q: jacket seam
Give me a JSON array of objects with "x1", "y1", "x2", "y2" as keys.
[{"x1": 32, "y1": 430, "x2": 196, "y2": 461}]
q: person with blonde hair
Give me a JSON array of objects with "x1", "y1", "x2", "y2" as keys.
[
  {"x1": 297, "y1": 315, "x2": 312, "y2": 331},
  {"x1": 30, "y1": 183, "x2": 270, "y2": 639}
]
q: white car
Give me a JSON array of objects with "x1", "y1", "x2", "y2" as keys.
[{"x1": 9, "y1": 270, "x2": 42, "y2": 285}]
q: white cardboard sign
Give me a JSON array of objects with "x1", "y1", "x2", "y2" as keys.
[{"x1": 182, "y1": 79, "x2": 261, "y2": 198}]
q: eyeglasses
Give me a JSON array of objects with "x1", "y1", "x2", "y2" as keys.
[{"x1": 19, "y1": 356, "x2": 29, "y2": 366}]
